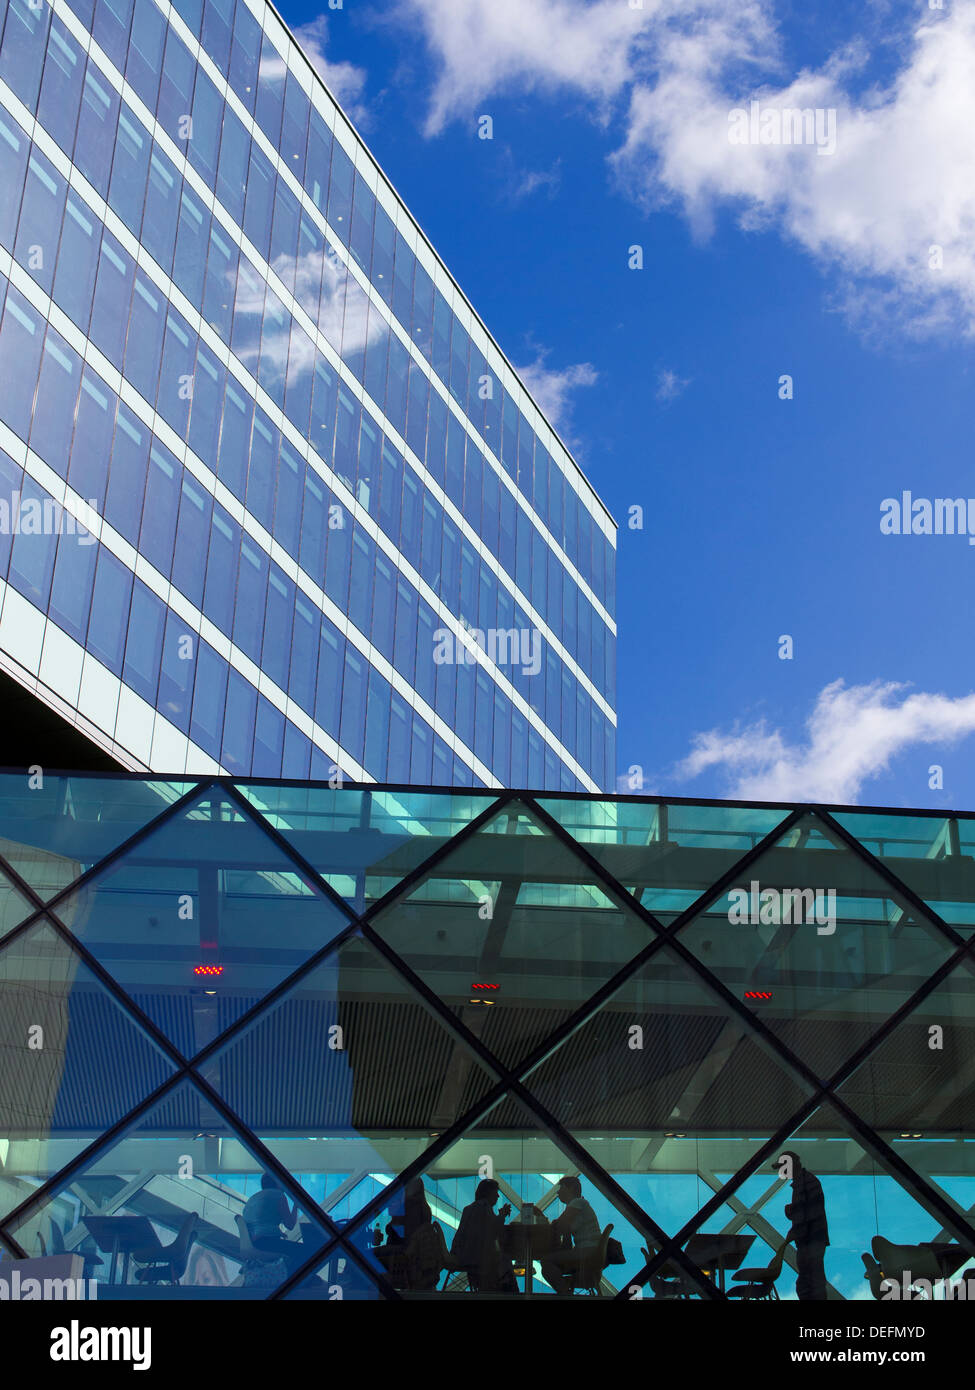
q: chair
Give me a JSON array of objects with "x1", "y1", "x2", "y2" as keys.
[
  {"x1": 729, "y1": 1244, "x2": 786, "y2": 1300},
  {"x1": 864, "y1": 1237, "x2": 969, "y2": 1299},
  {"x1": 567, "y1": 1224, "x2": 614, "y2": 1295},
  {"x1": 49, "y1": 1220, "x2": 104, "y2": 1281},
  {"x1": 235, "y1": 1214, "x2": 286, "y2": 1267},
  {"x1": 132, "y1": 1212, "x2": 199, "y2": 1286},
  {"x1": 641, "y1": 1246, "x2": 699, "y2": 1299}
]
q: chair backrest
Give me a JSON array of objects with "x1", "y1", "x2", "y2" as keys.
[
  {"x1": 873, "y1": 1236, "x2": 941, "y2": 1281},
  {"x1": 169, "y1": 1213, "x2": 199, "y2": 1278},
  {"x1": 573, "y1": 1224, "x2": 613, "y2": 1288},
  {"x1": 235, "y1": 1213, "x2": 280, "y2": 1264}
]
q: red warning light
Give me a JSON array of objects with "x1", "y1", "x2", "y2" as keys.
[
  {"x1": 744, "y1": 990, "x2": 772, "y2": 1000},
  {"x1": 470, "y1": 983, "x2": 500, "y2": 991},
  {"x1": 194, "y1": 965, "x2": 224, "y2": 977}
]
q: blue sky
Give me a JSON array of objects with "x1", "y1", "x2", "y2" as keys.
[{"x1": 280, "y1": 0, "x2": 975, "y2": 810}]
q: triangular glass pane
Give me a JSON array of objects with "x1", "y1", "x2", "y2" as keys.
[
  {"x1": 301, "y1": 1092, "x2": 661, "y2": 1298},
  {"x1": 520, "y1": 944, "x2": 815, "y2": 1254},
  {"x1": 199, "y1": 933, "x2": 500, "y2": 1217},
  {"x1": 833, "y1": 810, "x2": 975, "y2": 935},
  {"x1": 3, "y1": 1077, "x2": 335, "y2": 1297},
  {"x1": 49, "y1": 789, "x2": 353, "y2": 1060},
  {"x1": 0, "y1": 865, "x2": 38, "y2": 943},
  {"x1": 0, "y1": 774, "x2": 197, "y2": 901},
  {"x1": 235, "y1": 785, "x2": 499, "y2": 910},
  {"x1": 369, "y1": 800, "x2": 657, "y2": 1071},
  {"x1": 536, "y1": 799, "x2": 793, "y2": 925},
  {"x1": 0, "y1": 923, "x2": 177, "y2": 1221},
  {"x1": 835, "y1": 955, "x2": 975, "y2": 1130},
  {"x1": 675, "y1": 813, "x2": 956, "y2": 1081}
]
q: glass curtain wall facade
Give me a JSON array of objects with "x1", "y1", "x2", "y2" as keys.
[
  {"x1": 2, "y1": 771, "x2": 975, "y2": 1300},
  {"x1": 0, "y1": 0, "x2": 616, "y2": 789}
]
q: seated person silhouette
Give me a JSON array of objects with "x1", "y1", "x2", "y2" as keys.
[
  {"x1": 383, "y1": 1178, "x2": 432, "y2": 1246},
  {"x1": 242, "y1": 1175, "x2": 304, "y2": 1270},
  {"x1": 540, "y1": 1176, "x2": 601, "y2": 1295},
  {"x1": 450, "y1": 1179, "x2": 517, "y2": 1292}
]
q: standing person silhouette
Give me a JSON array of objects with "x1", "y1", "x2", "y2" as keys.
[{"x1": 776, "y1": 1150, "x2": 829, "y2": 1300}]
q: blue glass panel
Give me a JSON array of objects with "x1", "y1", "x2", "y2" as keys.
[
  {"x1": 139, "y1": 439, "x2": 180, "y2": 577},
  {"x1": 363, "y1": 666, "x2": 390, "y2": 776},
  {"x1": 201, "y1": 0, "x2": 232, "y2": 76},
  {"x1": 157, "y1": 309, "x2": 197, "y2": 436},
  {"x1": 282, "y1": 720, "x2": 311, "y2": 778},
  {"x1": 323, "y1": 500, "x2": 350, "y2": 611},
  {"x1": 0, "y1": 449, "x2": 22, "y2": 583},
  {"x1": 410, "y1": 710, "x2": 432, "y2": 783},
  {"x1": 333, "y1": 384, "x2": 360, "y2": 491},
  {"x1": 187, "y1": 341, "x2": 224, "y2": 465},
  {"x1": 215, "y1": 104, "x2": 249, "y2": 223},
  {"x1": 393, "y1": 576, "x2": 416, "y2": 686},
  {"x1": 372, "y1": 550, "x2": 395, "y2": 660},
  {"x1": 243, "y1": 143, "x2": 274, "y2": 257},
  {"x1": 29, "y1": 327, "x2": 81, "y2": 475},
  {"x1": 387, "y1": 688, "x2": 410, "y2": 781},
  {"x1": 74, "y1": 61, "x2": 119, "y2": 197},
  {"x1": 257, "y1": 287, "x2": 288, "y2": 410},
  {"x1": 444, "y1": 413, "x2": 465, "y2": 507},
  {"x1": 201, "y1": 218, "x2": 237, "y2": 341},
  {"x1": 202, "y1": 504, "x2": 240, "y2": 635},
  {"x1": 228, "y1": 0, "x2": 261, "y2": 113},
  {"x1": 289, "y1": 593, "x2": 317, "y2": 713},
  {"x1": 172, "y1": 184, "x2": 207, "y2": 305},
  {"x1": 232, "y1": 535, "x2": 268, "y2": 664},
  {"x1": 448, "y1": 316, "x2": 469, "y2": 410},
  {"x1": 108, "y1": 102, "x2": 150, "y2": 231},
  {"x1": 125, "y1": 0, "x2": 166, "y2": 112},
  {"x1": 245, "y1": 407, "x2": 277, "y2": 531},
  {"x1": 309, "y1": 352, "x2": 338, "y2": 452},
  {"x1": 339, "y1": 646, "x2": 366, "y2": 764},
  {"x1": 411, "y1": 261, "x2": 434, "y2": 362},
  {"x1": 493, "y1": 686, "x2": 510, "y2": 783},
  {"x1": 420, "y1": 493, "x2": 442, "y2": 589},
  {"x1": 93, "y1": 0, "x2": 133, "y2": 67},
  {"x1": 187, "y1": 69, "x2": 222, "y2": 185},
  {"x1": 262, "y1": 565, "x2": 294, "y2": 690},
  {"x1": 0, "y1": 285, "x2": 43, "y2": 441},
  {"x1": 125, "y1": 271, "x2": 166, "y2": 401},
  {"x1": 231, "y1": 255, "x2": 264, "y2": 363},
  {"x1": 123, "y1": 577, "x2": 165, "y2": 704},
  {"x1": 170, "y1": 0, "x2": 201, "y2": 38},
  {"x1": 270, "y1": 182, "x2": 300, "y2": 290},
  {"x1": 400, "y1": 470, "x2": 420, "y2": 566},
  {"x1": 189, "y1": 637, "x2": 227, "y2": 757},
  {"x1": 158, "y1": 610, "x2": 194, "y2": 733},
  {"x1": 432, "y1": 290, "x2": 451, "y2": 383},
  {"x1": 104, "y1": 400, "x2": 149, "y2": 545},
  {"x1": 0, "y1": 0, "x2": 50, "y2": 111},
  {"x1": 349, "y1": 172, "x2": 374, "y2": 275},
  {"x1": 273, "y1": 439, "x2": 303, "y2": 555},
  {"x1": 89, "y1": 230, "x2": 133, "y2": 368},
  {"x1": 142, "y1": 145, "x2": 180, "y2": 274},
  {"x1": 281, "y1": 70, "x2": 309, "y2": 178},
  {"x1": 413, "y1": 600, "x2": 436, "y2": 708},
  {"x1": 347, "y1": 525, "x2": 375, "y2": 637},
  {"x1": 362, "y1": 313, "x2": 390, "y2": 412},
  {"x1": 87, "y1": 546, "x2": 132, "y2": 675},
  {"x1": 67, "y1": 369, "x2": 115, "y2": 505},
  {"x1": 8, "y1": 478, "x2": 58, "y2": 607},
  {"x1": 314, "y1": 614, "x2": 344, "y2": 735},
  {"x1": 0, "y1": 109, "x2": 28, "y2": 251},
  {"x1": 222, "y1": 668, "x2": 257, "y2": 774},
  {"x1": 253, "y1": 695, "x2": 284, "y2": 777},
  {"x1": 305, "y1": 107, "x2": 332, "y2": 210},
  {"x1": 216, "y1": 375, "x2": 251, "y2": 500},
  {"x1": 372, "y1": 202, "x2": 394, "y2": 304},
  {"x1": 298, "y1": 466, "x2": 326, "y2": 586},
  {"x1": 384, "y1": 333, "x2": 409, "y2": 433},
  {"x1": 377, "y1": 438, "x2": 402, "y2": 542},
  {"x1": 16, "y1": 146, "x2": 65, "y2": 295},
  {"x1": 172, "y1": 473, "x2": 212, "y2": 608},
  {"x1": 405, "y1": 359, "x2": 429, "y2": 461},
  {"x1": 48, "y1": 530, "x2": 97, "y2": 644},
  {"x1": 255, "y1": 33, "x2": 285, "y2": 145},
  {"x1": 326, "y1": 139, "x2": 353, "y2": 242}
]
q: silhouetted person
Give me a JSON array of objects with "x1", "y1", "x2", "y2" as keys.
[
  {"x1": 777, "y1": 1151, "x2": 829, "y2": 1300},
  {"x1": 540, "y1": 1176, "x2": 601, "y2": 1295},
  {"x1": 451, "y1": 1179, "x2": 516, "y2": 1292},
  {"x1": 384, "y1": 1178, "x2": 432, "y2": 1246},
  {"x1": 242, "y1": 1174, "x2": 303, "y2": 1269}
]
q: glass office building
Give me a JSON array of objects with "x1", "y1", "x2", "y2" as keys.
[
  {"x1": 0, "y1": 0, "x2": 616, "y2": 790},
  {"x1": 1, "y1": 771, "x2": 974, "y2": 1300}
]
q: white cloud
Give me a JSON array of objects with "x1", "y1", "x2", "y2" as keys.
[
  {"x1": 655, "y1": 367, "x2": 691, "y2": 401},
  {"x1": 674, "y1": 679, "x2": 975, "y2": 803},
  {"x1": 286, "y1": 16, "x2": 369, "y2": 125},
  {"x1": 400, "y1": 0, "x2": 975, "y2": 334},
  {"x1": 513, "y1": 352, "x2": 598, "y2": 435}
]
